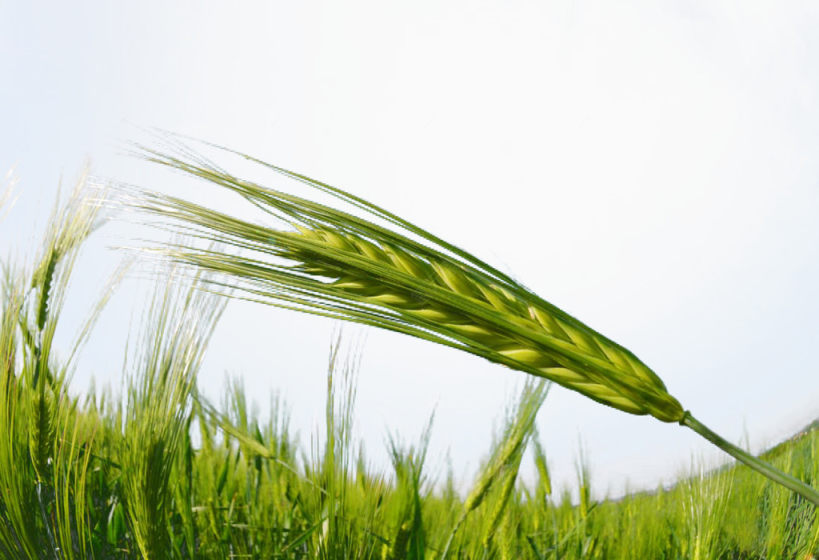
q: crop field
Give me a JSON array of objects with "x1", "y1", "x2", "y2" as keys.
[{"x1": 1, "y1": 163, "x2": 818, "y2": 560}]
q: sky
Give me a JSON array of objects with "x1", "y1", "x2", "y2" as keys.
[{"x1": 2, "y1": 1, "x2": 819, "y2": 498}]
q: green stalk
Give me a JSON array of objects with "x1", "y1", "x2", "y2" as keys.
[
  {"x1": 681, "y1": 413, "x2": 819, "y2": 507},
  {"x1": 439, "y1": 515, "x2": 465, "y2": 560},
  {"x1": 36, "y1": 482, "x2": 60, "y2": 560}
]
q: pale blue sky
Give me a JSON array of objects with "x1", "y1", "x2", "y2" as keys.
[{"x1": 2, "y1": 1, "x2": 819, "y2": 497}]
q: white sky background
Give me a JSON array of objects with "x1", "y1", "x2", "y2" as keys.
[{"x1": 2, "y1": 1, "x2": 819, "y2": 497}]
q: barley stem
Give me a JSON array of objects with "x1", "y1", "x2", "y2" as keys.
[
  {"x1": 681, "y1": 413, "x2": 819, "y2": 507},
  {"x1": 36, "y1": 481, "x2": 60, "y2": 560}
]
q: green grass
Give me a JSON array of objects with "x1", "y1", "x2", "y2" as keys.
[{"x1": 0, "y1": 171, "x2": 818, "y2": 558}]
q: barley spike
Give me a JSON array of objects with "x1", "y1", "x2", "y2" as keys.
[
  {"x1": 133, "y1": 142, "x2": 819, "y2": 507},
  {"x1": 134, "y1": 154, "x2": 683, "y2": 421}
]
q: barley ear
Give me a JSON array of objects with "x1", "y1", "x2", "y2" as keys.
[
  {"x1": 28, "y1": 385, "x2": 56, "y2": 483},
  {"x1": 440, "y1": 380, "x2": 547, "y2": 558},
  {"x1": 481, "y1": 462, "x2": 520, "y2": 549},
  {"x1": 134, "y1": 143, "x2": 819, "y2": 507},
  {"x1": 532, "y1": 430, "x2": 552, "y2": 498}
]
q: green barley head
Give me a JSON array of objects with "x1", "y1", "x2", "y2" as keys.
[{"x1": 134, "y1": 146, "x2": 685, "y2": 424}]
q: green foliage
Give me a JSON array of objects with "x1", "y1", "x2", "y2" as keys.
[{"x1": 120, "y1": 274, "x2": 224, "y2": 559}]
